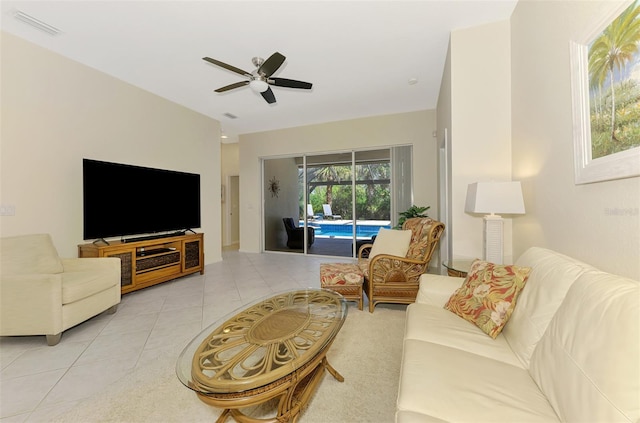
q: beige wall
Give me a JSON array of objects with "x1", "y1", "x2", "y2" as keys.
[
  {"x1": 0, "y1": 32, "x2": 222, "y2": 264},
  {"x1": 439, "y1": 20, "x2": 514, "y2": 262},
  {"x1": 511, "y1": 0, "x2": 639, "y2": 280},
  {"x1": 238, "y1": 111, "x2": 437, "y2": 253}
]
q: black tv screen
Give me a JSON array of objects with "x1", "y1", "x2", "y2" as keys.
[{"x1": 83, "y1": 159, "x2": 201, "y2": 240}]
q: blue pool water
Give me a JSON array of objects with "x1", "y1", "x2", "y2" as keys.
[{"x1": 301, "y1": 222, "x2": 391, "y2": 238}]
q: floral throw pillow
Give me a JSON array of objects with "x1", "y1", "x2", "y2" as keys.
[{"x1": 444, "y1": 259, "x2": 532, "y2": 339}]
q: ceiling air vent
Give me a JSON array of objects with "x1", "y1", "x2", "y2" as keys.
[
  {"x1": 223, "y1": 113, "x2": 238, "y2": 119},
  {"x1": 13, "y1": 10, "x2": 62, "y2": 36}
]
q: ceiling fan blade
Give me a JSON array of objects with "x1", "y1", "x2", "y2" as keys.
[
  {"x1": 203, "y1": 57, "x2": 252, "y2": 77},
  {"x1": 269, "y1": 78, "x2": 313, "y2": 90},
  {"x1": 261, "y1": 87, "x2": 276, "y2": 104},
  {"x1": 215, "y1": 81, "x2": 249, "y2": 93},
  {"x1": 258, "y1": 52, "x2": 285, "y2": 78}
]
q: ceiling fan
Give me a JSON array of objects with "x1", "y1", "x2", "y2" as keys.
[{"x1": 202, "y1": 52, "x2": 313, "y2": 104}]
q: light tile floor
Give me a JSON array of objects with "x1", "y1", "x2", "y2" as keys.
[{"x1": 0, "y1": 249, "x2": 354, "y2": 422}]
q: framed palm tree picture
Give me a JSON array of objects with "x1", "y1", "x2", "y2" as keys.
[{"x1": 570, "y1": 0, "x2": 640, "y2": 184}]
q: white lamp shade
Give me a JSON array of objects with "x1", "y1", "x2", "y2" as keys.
[{"x1": 465, "y1": 181, "x2": 525, "y2": 215}]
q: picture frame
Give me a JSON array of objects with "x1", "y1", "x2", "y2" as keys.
[{"x1": 570, "y1": 0, "x2": 640, "y2": 185}]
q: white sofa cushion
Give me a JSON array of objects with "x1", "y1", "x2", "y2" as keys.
[
  {"x1": 61, "y1": 270, "x2": 119, "y2": 304},
  {"x1": 0, "y1": 234, "x2": 63, "y2": 275},
  {"x1": 529, "y1": 271, "x2": 640, "y2": 423},
  {"x1": 502, "y1": 247, "x2": 595, "y2": 368},
  {"x1": 405, "y1": 303, "x2": 522, "y2": 367},
  {"x1": 60, "y1": 258, "x2": 121, "y2": 304},
  {"x1": 396, "y1": 410, "x2": 448, "y2": 423},
  {"x1": 397, "y1": 339, "x2": 559, "y2": 422},
  {"x1": 415, "y1": 273, "x2": 465, "y2": 306}
]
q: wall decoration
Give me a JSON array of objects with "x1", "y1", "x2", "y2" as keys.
[
  {"x1": 268, "y1": 176, "x2": 280, "y2": 197},
  {"x1": 570, "y1": 0, "x2": 640, "y2": 184}
]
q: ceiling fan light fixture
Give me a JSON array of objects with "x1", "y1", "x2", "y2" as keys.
[{"x1": 249, "y1": 79, "x2": 269, "y2": 93}]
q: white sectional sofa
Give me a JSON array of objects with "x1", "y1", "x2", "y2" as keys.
[{"x1": 396, "y1": 247, "x2": 639, "y2": 422}]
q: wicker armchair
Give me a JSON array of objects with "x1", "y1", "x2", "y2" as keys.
[{"x1": 358, "y1": 217, "x2": 445, "y2": 312}]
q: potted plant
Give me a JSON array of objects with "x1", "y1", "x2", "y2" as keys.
[{"x1": 395, "y1": 205, "x2": 430, "y2": 229}]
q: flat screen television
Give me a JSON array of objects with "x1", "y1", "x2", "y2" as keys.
[{"x1": 83, "y1": 159, "x2": 201, "y2": 241}]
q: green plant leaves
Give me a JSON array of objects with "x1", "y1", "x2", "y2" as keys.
[{"x1": 396, "y1": 205, "x2": 430, "y2": 229}]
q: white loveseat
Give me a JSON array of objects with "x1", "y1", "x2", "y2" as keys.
[
  {"x1": 0, "y1": 234, "x2": 121, "y2": 345},
  {"x1": 396, "y1": 247, "x2": 639, "y2": 422}
]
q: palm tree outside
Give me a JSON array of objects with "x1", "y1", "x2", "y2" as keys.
[{"x1": 303, "y1": 163, "x2": 390, "y2": 221}]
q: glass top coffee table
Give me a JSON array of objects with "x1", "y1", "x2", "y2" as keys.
[{"x1": 176, "y1": 289, "x2": 347, "y2": 422}]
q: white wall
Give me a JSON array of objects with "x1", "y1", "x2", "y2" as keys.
[
  {"x1": 0, "y1": 32, "x2": 222, "y2": 264},
  {"x1": 238, "y1": 111, "x2": 437, "y2": 253},
  {"x1": 437, "y1": 40, "x2": 454, "y2": 265},
  {"x1": 439, "y1": 20, "x2": 514, "y2": 262},
  {"x1": 511, "y1": 0, "x2": 640, "y2": 280}
]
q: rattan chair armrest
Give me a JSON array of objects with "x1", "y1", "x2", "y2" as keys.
[
  {"x1": 369, "y1": 254, "x2": 425, "y2": 267},
  {"x1": 357, "y1": 243, "x2": 374, "y2": 259},
  {"x1": 368, "y1": 254, "x2": 428, "y2": 285}
]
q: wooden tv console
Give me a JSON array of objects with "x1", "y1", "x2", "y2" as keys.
[{"x1": 78, "y1": 233, "x2": 204, "y2": 294}]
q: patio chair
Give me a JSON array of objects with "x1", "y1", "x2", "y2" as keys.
[
  {"x1": 358, "y1": 217, "x2": 445, "y2": 312},
  {"x1": 322, "y1": 204, "x2": 342, "y2": 220},
  {"x1": 283, "y1": 218, "x2": 315, "y2": 249},
  {"x1": 307, "y1": 204, "x2": 315, "y2": 220}
]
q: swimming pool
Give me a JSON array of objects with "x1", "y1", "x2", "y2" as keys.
[{"x1": 301, "y1": 221, "x2": 391, "y2": 239}]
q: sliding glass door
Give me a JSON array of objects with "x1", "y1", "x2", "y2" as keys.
[
  {"x1": 305, "y1": 152, "x2": 354, "y2": 257},
  {"x1": 353, "y1": 150, "x2": 391, "y2": 257},
  {"x1": 263, "y1": 146, "x2": 411, "y2": 258}
]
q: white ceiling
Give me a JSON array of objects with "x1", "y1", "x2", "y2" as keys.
[{"x1": 1, "y1": 1, "x2": 518, "y2": 142}]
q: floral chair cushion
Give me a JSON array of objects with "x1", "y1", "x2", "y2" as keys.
[
  {"x1": 403, "y1": 218, "x2": 435, "y2": 260},
  {"x1": 357, "y1": 261, "x2": 369, "y2": 277},
  {"x1": 320, "y1": 263, "x2": 364, "y2": 286},
  {"x1": 444, "y1": 259, "x2": 532, "y2": 339}
]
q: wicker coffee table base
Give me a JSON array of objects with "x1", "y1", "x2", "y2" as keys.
[
  {"x1": 196, "y1": 354, "x2": 343, "y2": 423},
  {"x1": 178, "y1": 290, "x2": 347, "y2": 423}
]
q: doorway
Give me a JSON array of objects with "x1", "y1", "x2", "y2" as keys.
[{"x1": 229, "y1": 176, "x2": 240, "y2": 245}]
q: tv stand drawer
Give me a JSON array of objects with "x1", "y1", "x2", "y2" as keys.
[
  {"x1": 136, "y1": 251, "x2": 181, "y2": 272},
  {"x1": 136, "y1": 264, "x2": 182, "y2": 285}
]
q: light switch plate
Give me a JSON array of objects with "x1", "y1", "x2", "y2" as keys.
[{"x1": 0, "y1": 205, "x2": 16, "y2": 216}]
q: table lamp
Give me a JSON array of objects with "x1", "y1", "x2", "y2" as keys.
[{"x1": 464, "y1": 181, "x2": 525, "y2": 264}]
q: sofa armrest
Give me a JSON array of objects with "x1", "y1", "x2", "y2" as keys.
[
  {"x1": 61, "y1": 257, "x2": 121, "y2": 273},
  {"x1": 0, "y1": 273, "x2": 63, "y2": 335},
  {"x1": 415, "y1": 274, "x2": 465, "y2": 306}
]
